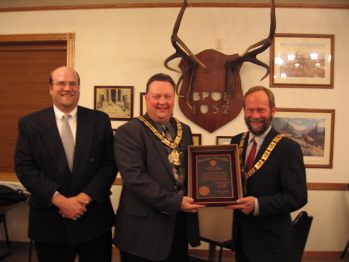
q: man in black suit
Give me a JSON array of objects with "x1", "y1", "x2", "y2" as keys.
[
  {"x1": 14, "y1": 66, "x2": 117, "y2": 262},
  {"x1": 113, "y1": 73, "x2": 205, "y2": 262},
  {"x1": 227, "y1": 86, "x2": 307, "y2": 262}
]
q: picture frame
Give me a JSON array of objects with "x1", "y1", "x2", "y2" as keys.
[
  {"x1": 140, "y1": 92, "x2": 147, "y2": 115},
  {"x1": 192, "y1": 134, "x2": 202, "y2": 146},
  {"x1": 94, "y1": 86, "x2": 133, "y2": 120},
  {"x1": 216, "y1": 136, "x2": 233, "y2": 145},
  {"x1": 272, "y1": 108, "x2": 335, "y2": 168},
  {"x1": 270, "y1": 34, "x2": 334, "y2": 88},
  {"x1": 188, "y1": 144, "x2": 243, "y2": 206}
]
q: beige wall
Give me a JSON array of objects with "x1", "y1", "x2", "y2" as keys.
[{"x1": 0, "y1": 6, "x2": 348, "y2": 252}]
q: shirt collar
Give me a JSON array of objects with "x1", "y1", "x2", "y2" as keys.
[
  {"x1": 248, "y1": 125, "x2": 272, "y2": 144},
  {"x1": 53, "y1": 105, "x2": 78, "y2": 121}
]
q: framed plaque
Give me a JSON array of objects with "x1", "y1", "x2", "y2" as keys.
[{"x1": 188, "y1": 144, "x2": 243, "y2": 206}]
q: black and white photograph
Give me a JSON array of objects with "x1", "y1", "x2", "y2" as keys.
[{"x1": 94, "y1": 86, "x2": 133, "y2": 120}]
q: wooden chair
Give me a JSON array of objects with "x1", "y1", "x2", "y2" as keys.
[{"x1": 289, "y1": 211, "x2": 313, "y2": 262}]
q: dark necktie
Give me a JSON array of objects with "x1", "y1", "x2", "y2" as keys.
[
  {"x1": 161, "y1": 126, "x2": 184, "y2": 194},
  {"x1": 245, "y1": 137, "x2": 257, "y2": 171},
  {"x1": 61, "y1": 114, "x2": 75, "y2": 172}
]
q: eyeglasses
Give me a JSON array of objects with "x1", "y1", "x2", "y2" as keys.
[{"x1": 52, "y1": 81, "x2": 79, "y2": 89}]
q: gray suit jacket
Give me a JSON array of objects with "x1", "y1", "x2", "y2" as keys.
[
  {"x1": 14, "y1": 106, "x2": 117, "y2": 245},
  {"x1": 113, "y1": 114, "x2": 200, "y2": 261}
]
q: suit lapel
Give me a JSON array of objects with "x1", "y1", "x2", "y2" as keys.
[
  {"x1": 142, "y1": 115, "x2": 176, "y2": 182},
  {"x1": 40, "y1": 107, "x2": 72, "y2": 181},
  {"x1": 72, "y1": 107, "x2": 93, "y2": 178}
]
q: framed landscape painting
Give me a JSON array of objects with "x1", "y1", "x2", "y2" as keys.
[{"x1": 272, "y1": 108, "x2": 335, "y2": 168}]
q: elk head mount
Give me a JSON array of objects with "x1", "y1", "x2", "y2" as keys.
[{"x1": 164, "y1": 0, "x2": 276, "y2": 133}]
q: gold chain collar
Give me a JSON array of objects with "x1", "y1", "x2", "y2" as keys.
[
  {"x1": 239, "y1": 131, "x2": 285, "y2": 180},
  {"x1": 138, "y1": 116, "x2": 183, "y2": 150}
]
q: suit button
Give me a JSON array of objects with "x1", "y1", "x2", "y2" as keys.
[{"x1": 90, "y1": 159, "x2": 95, "y2": 162}]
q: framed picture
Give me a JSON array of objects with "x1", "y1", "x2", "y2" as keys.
[
  {"x1": 216, "y1": 136, "x2": 233, "y2": 145},
  {"x1": 94, "y1": 86, "x2": 133, "y2": 120},
  {"x1": 140, "y1": 92, "x2": 147, "y2": 115},
  {"x1": 192, "y1": 134, "x2": 202, "y2": 146},
  {"x1": 270, "y1": 33, "x2": 334, "y2": 88},
  {"x1": 272, "y1": 108, "x2": 335, "y2": 168}
]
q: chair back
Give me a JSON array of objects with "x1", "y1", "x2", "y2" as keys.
[{"x1": 289, "y1": 211, "x2": 313, "y2": 262}]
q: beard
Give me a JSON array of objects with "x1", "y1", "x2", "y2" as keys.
[{"x1": 245, "y1": 114, "x2": 273, "y2": 136}]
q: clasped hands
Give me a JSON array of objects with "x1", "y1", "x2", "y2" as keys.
[{"x1": 52, "y1": 192, "x2": 92, "y2": 221}]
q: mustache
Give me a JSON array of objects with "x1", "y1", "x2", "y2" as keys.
[{"x1": 248, "y1": 118, "x2": 265, "y2": 123}]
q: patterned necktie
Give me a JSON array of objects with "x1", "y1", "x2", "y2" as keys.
[
  {"x1": 61, "y1": 114, "x2": 75, "y2": 172},
  {"x1": 245, "y1": 137, "x2": 257, "y2": 171},
  {"x1": 161, "y1": 126, "x2": 185, "y2": 194}
]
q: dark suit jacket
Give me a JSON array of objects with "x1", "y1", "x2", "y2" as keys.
[
  {"x1": 230, "y1": 127, "x2": 307, "y2": 262},
  {"x1": 14, "y1": 106, "x2": 117, "y2": 245},
  {"x1": 113, "y1": 114, "x2": 200, "y2": 261}
]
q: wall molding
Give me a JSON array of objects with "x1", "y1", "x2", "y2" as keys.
[
  {"x1": 307, "y1": 182, "x2": 348, "y2": 191},
  {"x1": 0, "y1": 170, "x2": 346, "y2": 191},
  {"x1": 113, "y1": 180, "x2": 349, "y2": 190},
  {"x1": 1, "y1": 3, "x2": 349, "y2": 12}
]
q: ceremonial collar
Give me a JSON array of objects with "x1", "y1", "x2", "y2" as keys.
[
  {"x1": 138, "y1": 116, "x2": 182, "y2": 150},
  {"x1": 239, "y1": 130, "x2": 285, "y2": 180}
]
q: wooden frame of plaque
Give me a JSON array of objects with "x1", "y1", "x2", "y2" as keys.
[{"x1": 188, "y1": 144, "x2": 243, "y2": 206}]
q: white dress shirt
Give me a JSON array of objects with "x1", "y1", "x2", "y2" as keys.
[{"x1": 53, "y1": 105, "x2": 77, "y2": 144}]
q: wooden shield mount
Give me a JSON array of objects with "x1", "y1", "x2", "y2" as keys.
[
  {"x1": 178, "y1": 49, "x2": 243, "y2": 133},
  {"x1": 164, "y1": 0, "x2": 276, "y2": 133}
]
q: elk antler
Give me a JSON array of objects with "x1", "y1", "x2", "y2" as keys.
[
  {"x1": 164, "y1": 0, "x2": 205, "y2": 102},
  {"x1": 225, "y1": 0, "x2": 276, "y2": 104},
  {"x1": 227, "y1": 0, "x2": 276, "y2": 81}
]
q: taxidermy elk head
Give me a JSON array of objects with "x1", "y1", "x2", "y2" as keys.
[{"x1": 164, "y1": 0, "x2": 276, "y2": 133}]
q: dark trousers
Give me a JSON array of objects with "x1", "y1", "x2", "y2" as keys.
[
  {"x1": 120, "y1": 212, "x2": 189, "y2": 262},
  {"x1": 35, "y1": 230, "x2": 112, "y2": 262},
  {"x1": 235, "y1": 229, "x2": 251, "y2": 262}
]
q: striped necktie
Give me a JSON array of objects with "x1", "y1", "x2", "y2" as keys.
[{"x1": 161, "y1": 126, "x2": 184, "y2": 194}]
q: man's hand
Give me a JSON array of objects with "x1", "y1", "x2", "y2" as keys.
[
  {"x1": 180, "y1": 196, "x2": 205, "y2": 213},
  {"x1": 226, "y1": 196, "x2": 255, "y2": 215},
  {"x1": 52, "y1": 193, "x2": 90, "y2": 220},
  {"x1": 75, "y1": 192, "x2": 92, "y2": 207}
]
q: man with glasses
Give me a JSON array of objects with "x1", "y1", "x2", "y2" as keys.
[{"x1": 14, "y1": 66, "x2": 117, "y2": 262}]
